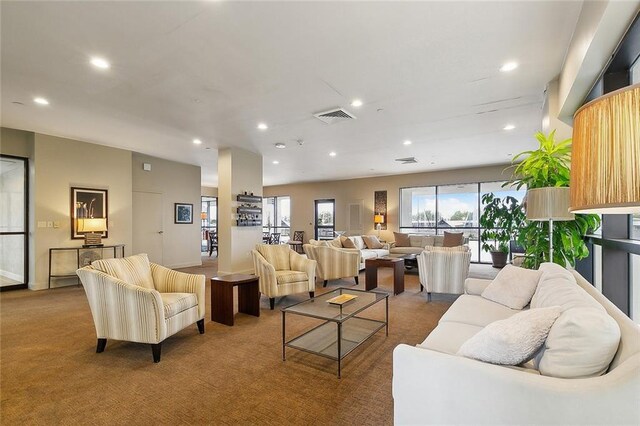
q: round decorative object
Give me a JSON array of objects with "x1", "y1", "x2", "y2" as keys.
[{"x1": 80, "y1": 250, "x2": 101, "y2": 267}]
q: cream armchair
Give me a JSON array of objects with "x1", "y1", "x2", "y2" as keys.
[
  {"x1": 251, "y1": 244, "x2": 317, "y2": 309},
  {"x1": 303, "y1": 244, "x2": 359, "y2": 287},
  {"x1": 417, "y1": 246, "x2": 471, "y2": 301},
  {"x1": 76, "y1": 253, "x2": 205, "y2": 363}
]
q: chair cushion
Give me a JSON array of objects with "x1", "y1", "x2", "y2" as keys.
[
  {"x1": 362, "y1": 235, "x2": 383, "y2": 249},
  {"x1": 160, "y1": 292, "x2": 198, "y2": 319},
  {"x1": 275, "y1": 270, "x2": 308, "y2": 284},
  {"x1": 439, "y1": 294, "x2": 519, "y2": 327},
  {"x1": 256, "y1": 244, "x2": 291, "y2": 271},
  {"x1": 481, "y1": 265, "x2": 542, "y2": 309},
  {"x1": 91, "y1": 253, "x2": 155, "y2": 289},
  {"x1": 443, "y1": 231, "x2": 464, "y2": 247}
]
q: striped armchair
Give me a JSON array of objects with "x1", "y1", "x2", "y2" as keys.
[
  {"x1": 251, "y1": 244, "x2": 317, "y2": 310},
  {"x1": 303, "y1": 244, "x2": 359, "y2": 287},
  {"x1": 76, "y1": 253, "x2": 205, "y2": 363},
  {"x1": 417, "y1": 246, "x2": 471, "y2": 301}
]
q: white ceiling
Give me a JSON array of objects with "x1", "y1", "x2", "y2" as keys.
[{"x1": 1, "y1": 1, "x2": 583, "y2": 186}]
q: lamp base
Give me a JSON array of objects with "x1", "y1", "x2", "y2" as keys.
[{"x1": 84, "y1": 232, "x2": 103, "y2": 247}]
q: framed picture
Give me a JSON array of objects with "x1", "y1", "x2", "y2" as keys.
[
  {"x1": 175, "y1": 203, "x2": 193, "y2": 224},
  {"x1": 71, "y1": 187, "x2": 108, "y2": 239}
]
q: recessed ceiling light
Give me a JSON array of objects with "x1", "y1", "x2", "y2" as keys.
[
  {"x1": 257, "y1": 122, "x2": 268, "y2": 130},
  {"x1": 193, "y1": 138, "x2": 202, "y2": 145},
  {"x1": 33, "y1": 97, "x2": 49, "y2": 105},
  {"x1": 90, "y1": 57, "x2": 110, "y2": 69},
  {"x1": 500, "y1": 62, "x2": 518, "y2": 72},
  {"x1": 403, "y1": 140, "x2": 412, "y2": 146},
  {"x1": 350, "y1": 99, "x2": 363, "y2": 108},
  {"x1": 329, "y1": 151, "x2": 337, "y2": 157},
  {"x1": 272, "y1": 160, "x2": 279, "y2": 165},
  {"x1": 275, "y1": 143, "x2": 286, "y2": 149},
  {"x1": 503, "y1": 124, "x2": 516, "y2": 131},
  {"x1": 507, "y1": 153, "x2": 513, "y2": 156}
]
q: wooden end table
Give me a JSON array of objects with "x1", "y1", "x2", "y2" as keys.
[
  {"x1": 211, "y1": 274, "x2": 260, "y2": 326},
  {"x1": 365, "y1": 257, "x2": 404, "y2": 295}
]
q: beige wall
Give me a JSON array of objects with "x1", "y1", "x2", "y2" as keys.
[
  {"x1": 264, "y1": 164, "x2": 511, "y2": 244},
  {"x1": 132, "y1": 153, "x2": 202, "y2": 268},
  {"x1": 201, "y1": 186, "x2": 218, "y2": 197}
]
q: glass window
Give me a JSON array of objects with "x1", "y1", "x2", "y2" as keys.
[
  {"x1": 400, "y1": 187, "x2": 436, "y2": 228},
  {"x1": 632, "y1": 254, "x2": 640, "y2": 324},
  {"x1": 263, "y1": 196, "x2": 290, "y2": 241},
  {"x1": 631, "y1": 213, "x2": 640, "y2": 241}
]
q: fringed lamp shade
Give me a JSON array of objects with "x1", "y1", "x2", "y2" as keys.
[{"x1": 570, "y1": 84, "x2": 640, "y2": 213}]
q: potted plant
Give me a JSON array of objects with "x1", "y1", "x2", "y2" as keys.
[
  {"x1": 480, "y1": 193, "x2": 525, "y2": 268},
  {"x1": 506, "y1": 130, "x2": 601, "y2": 268}
]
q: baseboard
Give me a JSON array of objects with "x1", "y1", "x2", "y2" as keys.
[{"x1": 167, "y1": 261, "x2": 203, "y2": 269}]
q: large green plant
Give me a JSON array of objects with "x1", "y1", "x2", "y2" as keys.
[
  {"x1": 479, "y1": 193, "x2": 525, "y2": 253},
  {"x1": 506, "y1": 131, "x2": 600, "y2": 268}
]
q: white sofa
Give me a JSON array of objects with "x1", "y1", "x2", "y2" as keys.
[
  {"x1": 389, "y1": 234, "x2": 468, "y2": 255},
  {"x1": 309, "y1": 235, "x2": 389, "y2": 269},
  {"x1": 393, "y1": 265, "x2": 640, "y2": 425}
]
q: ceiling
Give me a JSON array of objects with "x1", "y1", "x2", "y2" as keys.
[{"x1": 1, "y1": 1, "x2": 583, "y2": 186}]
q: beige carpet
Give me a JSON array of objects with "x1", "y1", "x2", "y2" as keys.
[{"x1": 0, "y1": 257, "x2": 463, "y2": 425}]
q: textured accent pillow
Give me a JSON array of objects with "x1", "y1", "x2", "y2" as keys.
[
  {"x1": 443, "y1": 231, "x2": 464, "y2": 247},
  {"x1": 394, "y1": 232, "x2": 411, "y2": 247},
  {"x1": 362, "y1": 235, "x2": 383, "y2": 249},
  {"x1": 340, "y1": 236, "x2": 357, "y2": 249},
  {"x1": 92, "y1": 253, "x2": 155, "y2": 289},
  {"x1": 328, "y1": 238, "x2": 343, "y2": 248},
  {"x1": 481, "y1": 265, "x2": 542, "y2": 309},
  {"x1": 457, "y1": 306, "x2": 562, "y2": 365}
]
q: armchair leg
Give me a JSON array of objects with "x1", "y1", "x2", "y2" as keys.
[
  {"x1": 309, "y1": 291, "x2": 315, "y2": 299},
  {"x1": 151, "y1": 343, "x2": 162, "y2": 363},
  {"x1": 354, "y1": 276, "x2": 359, "y2": 285},
  {"x1": 427, "y1": 292, "x2": 432, "y2": 302},
  {"x1": 196, "y1": 319, "x2": 205, "y2": 334},
  {"x1": 323, "y1": 280, "x2": 328, "y2": 287},
  {"x1": 96, "y1": 338, "x2": 107, "y2": 353},
  {"x1": 269, "y1": 298, "x2": 275, "y2": 310}
]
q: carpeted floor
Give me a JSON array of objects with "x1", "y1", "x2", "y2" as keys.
[{"x1": 0, "y1": 257, "x2": 495, "y2": 425}]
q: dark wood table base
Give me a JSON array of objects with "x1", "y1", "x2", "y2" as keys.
[
  {"x1": 365, "y1": 258, "x2": 404, "y2": 295},
  {"x1": 211, "y1": 274, "x2": 260, "y2": 326}
]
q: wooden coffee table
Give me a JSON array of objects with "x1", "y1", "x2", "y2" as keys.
[
  {"x1": 211, "y1": 274, "x2": 260, "y2": 326},
  {"x1": 365, "y1": 257, "x2": 404, "y2": 295}
]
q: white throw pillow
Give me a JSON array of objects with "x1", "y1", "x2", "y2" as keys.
[
  {"x1": 481, "y1": 264, "x2": 542, "y2": 309},
  {"x1": 457, "y1": 306, "x2": 562, "y2": 365},
  {"x1": 531, "y1": 262, "x2": 604, "y2": 311}
]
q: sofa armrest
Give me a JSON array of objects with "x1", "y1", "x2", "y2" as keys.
[
  {"x1": 290, "y1": 251, "x2": 317, "y2": 279},
  {"x1": 393, "y1": 345, "x2": 640, "y2": 425},
  {"x1": 464, "y1": 277, "x2": 492, "y2": 295},
  {"x1": 150, "y1": 263, "x2": 206, "y2": 319}
]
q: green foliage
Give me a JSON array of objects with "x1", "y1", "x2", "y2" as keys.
[
  {"x1": 506, "y1": 131, "x2": 601, "y2": 269},
  {"x1": 450, "y1": 210, "x2": 471, "y2": 221},
  {"x1": 479, "y1": 193, "x2": 525, "y2": 253}
]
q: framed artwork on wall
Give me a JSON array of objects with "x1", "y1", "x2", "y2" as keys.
[
  {"x1": 175, "y1": 203, "x2": 193, "y2": 224},
  {"x1": 374, "y1": 190, "x2": 388, "y2": 230},
  {"x1": 70, "y1": 187, "x2": 108, "y2": 239}
]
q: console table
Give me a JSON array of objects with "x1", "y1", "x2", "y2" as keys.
[{"x1": 48, "y1": 245, "x2": 125, "y2": 289}]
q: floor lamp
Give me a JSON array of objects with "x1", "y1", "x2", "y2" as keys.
[{"x1": 525, "y1": 187, "x2": 574, "y2": 262}]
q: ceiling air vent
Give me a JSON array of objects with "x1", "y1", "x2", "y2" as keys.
[
  {"x1": 313, "y1": 107, "x2": 356, "y2": 124},
  {"x1": 395, "y1": 157, "x2": 418, "y2": 164}
]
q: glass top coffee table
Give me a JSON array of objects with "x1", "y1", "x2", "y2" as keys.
[{"x1": 281, "y1": 287, "x2": 389, "y2": 378}]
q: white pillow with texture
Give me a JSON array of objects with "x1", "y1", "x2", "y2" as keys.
[
  {"x1": 457, "y1": 306, "x2": 562, "y2": 365},
  {"x1": 531, "y1": 262, "x2": 603, "y2": 311},
  {"x1": 481, "y1": 264, "x2": 542, "y2": 309}
]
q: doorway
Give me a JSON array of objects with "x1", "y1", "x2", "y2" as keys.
[
  {"x1": 133, "y1": 191, "x2": 164, "y2": 264},
  {"x1": 315, "y1": 199, "x2": 335, "y2": 240},
  {"x1": 0, "y1": 155, "x2": 28, "y2": 290},
  {"x1": 201, "y1": 196, "x2": 217, "y2": 255}
]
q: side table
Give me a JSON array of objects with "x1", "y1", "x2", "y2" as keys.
[
  {"x1": 365, "y1": 257, "x2": 404, "y2": 295},
  {"x1": 211, "y1": 274, "x2": 260, "y2": 326}
]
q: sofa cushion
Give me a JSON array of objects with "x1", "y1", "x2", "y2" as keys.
[
  {"x1": 534, "y1": 307, "x2": 621, "y2": 378},
  {"x1": 256, "y1": 244, "x2": 291, "y2": 271},
  {"x1": 394, "y1": 232, "x2": 411, "y2": 247},
  {"x1": 340, "y1": 236, "x2": 356, "y2": 249},
  {"x1": 92, "y1": 253, "x2": 155, "y2": 289},
  {"x1": 433, "y1": 235, "x2": 445, "y2": 247},
  {"x1": 443, "y1": 231, "x2": 464, "y2": 247},
  {"x1": 481, "y1": 265, "x2": 542, "y2": 309},
  {"x1": 531, "y1": 263, "x2": 603, "y2": 311},
  {"x1": 457, "y1": 306, "x2": 562, "y2": 365},
  {"x1": 275, "y1": 270, "x2": 308, "y2": 284},
  {"x1": 160, "y1": 292, "x2": 198, "y2": 319},
  {"x1": 349, "y1": 236, "x2": 366, "y2": 250},
  {"x1": 418, "y1": 321, "x2": 483, "y2": 355},
  {"x1": 362, "y1": 235, "x2": 384, "y2": 249},
  {"x1": 361, "y1": 250, "x2": 378, "y2": 260},
  {"x1": 366, "y1": 249, "x2": 390, "y2": 257},
  {"x1": 389, "y1": 246, "x2": 423, "y2": 255},
  {"x1": 439, "y1": 294, "x2": 519, "y2": 327},
  {"x1": 408, "y1": 235, "x2": 426, "y2": 248}
]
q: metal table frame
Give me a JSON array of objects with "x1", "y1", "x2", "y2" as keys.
[{"x1": 48, "y1": 244, "x2": 125, "y2": 289}]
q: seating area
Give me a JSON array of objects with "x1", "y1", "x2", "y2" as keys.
[{"x1": 1, "y1": 2, "x2": 639, "y2": 425}]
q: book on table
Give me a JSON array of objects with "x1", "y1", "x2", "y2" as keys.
[{"x1": 326, "y1": 294, "x2": 358, "y2": 306}]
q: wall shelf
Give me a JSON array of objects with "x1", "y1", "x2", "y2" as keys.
[{"x1": 236, "y1": 194, "x2": 262, "y2": 227}]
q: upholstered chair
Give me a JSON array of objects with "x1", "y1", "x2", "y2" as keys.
[
  {"x1": 303, "y1": 244, "x2": 359, "y2": 287},
  {"x1": 417, "y1": 246, "x2": 471, "y2": 301},
  {"x1": 251, "y1": 244, "x2": 317, "y2": 309},
  {"x1": 76, "y1": 253, "x2": 205, "y2": 363}
]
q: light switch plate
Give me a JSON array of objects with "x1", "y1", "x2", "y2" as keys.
[
  {"x1": 47, "y1": 221, "x2": 53, "y2": 228},
  {"x1": 37, "y1": 221, "x2": 47, "y2": 228},
  {"x1": 53, "y1": 221, "x2": 60, "y2": 228}
]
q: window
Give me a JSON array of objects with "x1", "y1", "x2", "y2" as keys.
[
  {"x1": 315, "y1": 199, "x2": 335, "y2": 240},
  {"x1": 400, "y1": 181, "x2": 526, "y2": 263},
  {"x1": 631, "y1": 213, "x2": 640, "y2": 241},
  {"x1": 263, "y1": 196, "x2": 291, "y2": 241}
]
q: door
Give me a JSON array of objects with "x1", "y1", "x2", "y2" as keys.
[
  {"x1": 133, "y1": 191, "x2": 163, "y2": 264},
  {"x1": 0, "y1": 155, "x2": 28, "y2": 290},
  {"x1": 315, "y1": 199, "x2": 335, "y2": 240}
]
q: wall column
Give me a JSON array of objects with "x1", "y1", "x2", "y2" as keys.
[{"x1": 217, "y1": 148, "x2": 263, "y2": 275}]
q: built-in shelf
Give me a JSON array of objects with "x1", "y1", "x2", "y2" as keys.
[{"x1": 236, "y1": 193, "x2": 262, "y2": 227}]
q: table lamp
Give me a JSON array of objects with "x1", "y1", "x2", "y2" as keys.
[
  {"x1": 374, "y1": 214, "x2": 385, "y2": 238},
  {"x1": 77, "y1": 218, "x2": 107, "y2": 247},
  {"x1": 525, "y1": 187, "x2": 574, "y2": 262}
]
